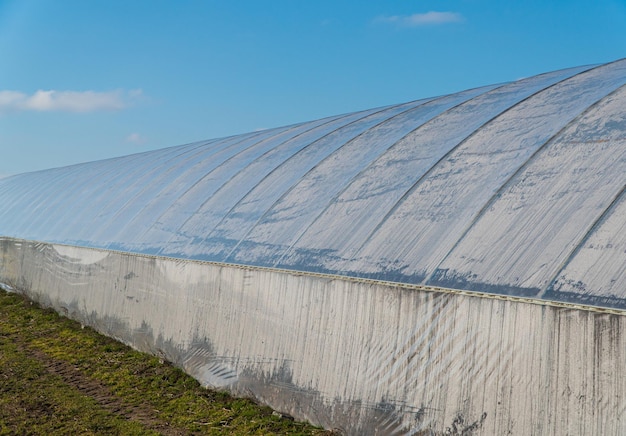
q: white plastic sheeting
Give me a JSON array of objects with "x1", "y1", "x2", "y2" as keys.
[
  {"x1": 1, "y1": 59, "x2": 626, "y2": 433},
  {"x1": 0, "y1": 239, "x2": 624, "y2": 434},
  {"x1": 1, "y1": 60, "x2": 626, "y2": 309}
]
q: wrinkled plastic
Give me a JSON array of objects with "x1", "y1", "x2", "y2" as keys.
[
  {"x1": 0, "y1": 239, "x2": 624, "y2": 434},
  {"x1": 1, "y1": 59, "x2": 626, "y2": 434},
  {"x1": 1, "y1": 61, "x2": 626, "y2": 309}
]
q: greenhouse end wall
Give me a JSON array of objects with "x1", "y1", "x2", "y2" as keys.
[{"x1": 1, "y1": 237, "x2": 624, "y2": 435}]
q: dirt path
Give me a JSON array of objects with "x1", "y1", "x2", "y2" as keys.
[
  {"x1": 13, "y1": 340, "x2": 189, "y2": 436},
  {"x1": 31, "y1": 349, "x2": 189, "y2": 436}
]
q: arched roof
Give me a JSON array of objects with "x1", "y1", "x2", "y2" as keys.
[{"x1": 1, "y1": 59, "x2": 626, "y2": 309}]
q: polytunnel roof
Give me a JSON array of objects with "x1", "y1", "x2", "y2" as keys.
[{"x1": 1, "y1": 59, "x2": 626, "y2": 310}]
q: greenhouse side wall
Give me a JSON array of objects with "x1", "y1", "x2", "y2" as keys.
[{"x1": 1, "y1": 236, "x2": 624, "y2": 435}]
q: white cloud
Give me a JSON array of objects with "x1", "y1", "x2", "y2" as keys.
[
  {"x1": 0, "y1": 89, "x2": 142, "y2": 113},
  {"x1": 125, "y1": 132, "x2": 147, "y2": 144},
  {"x1": 376, "y1": 11, "x2": 464, "y2": 27}
]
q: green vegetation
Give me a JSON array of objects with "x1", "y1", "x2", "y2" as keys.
[{"x1": 0, "y1": 289, "x2": 333, "y2": 435}]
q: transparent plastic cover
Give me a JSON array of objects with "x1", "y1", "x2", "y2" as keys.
[{"x1": 1, "y1": 60, "x2": 625, "y2": 310}]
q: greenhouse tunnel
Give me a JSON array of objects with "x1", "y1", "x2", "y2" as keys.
[{"x1": 1, "y1": 58, "x2": 625, "y2": 434}]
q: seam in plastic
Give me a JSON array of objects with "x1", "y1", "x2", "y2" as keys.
[
  {"x1": 351, "y1": 63, "x2": 602, "y2": 261},
  {"x1": 273, "y1": 84, "x2": 502, "y2": 267},
  {"x1": 3, "y1": 236, "x2": 623, "y2": 317},
  {"x1": 426, "y1": 73, "x2": 626, "y2": 285}
]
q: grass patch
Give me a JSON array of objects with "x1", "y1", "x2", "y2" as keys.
[{"x1": 0, "y1": 289, "x2": 334, "y2": 435}]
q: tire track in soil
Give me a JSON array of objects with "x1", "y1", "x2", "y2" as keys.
[{"x1": 16, "y1": 343, "x2": 190, "y2": 436}]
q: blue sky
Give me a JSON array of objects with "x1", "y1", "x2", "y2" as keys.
[{"x1": 1, "y1": 0, "x2": 625, "y2": 177}]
